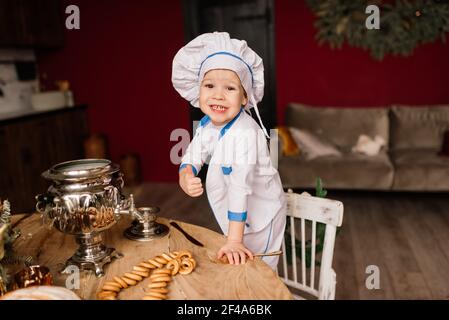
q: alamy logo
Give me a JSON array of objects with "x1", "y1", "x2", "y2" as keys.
[
  {"x1": 66, "y1": 5, "x2": 80, "y2": 30},
  {"x1": 365, "y1": 265, "x2": 380, "y2": 290},
  {"x1": 169, "y1": 126, "x2": 279, "y2": 169},
  {"x1": 65, "y1": 265, "x2": 80, "y2": 290},
  {"x1": 365, "y1": 5, "x2": 380, "y2": 30}
]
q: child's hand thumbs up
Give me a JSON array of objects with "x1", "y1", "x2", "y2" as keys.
[{"x1": 179, "y1": 165, "x2": 203, "y2": 197}]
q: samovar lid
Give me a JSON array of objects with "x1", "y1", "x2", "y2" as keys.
[{"x1": 42, "y1": 159, "x2": 120, "y2": 181}]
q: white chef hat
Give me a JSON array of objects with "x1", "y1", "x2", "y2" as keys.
[{"x1": 172, "y1": 32, "x2": 269, "y2": 138}]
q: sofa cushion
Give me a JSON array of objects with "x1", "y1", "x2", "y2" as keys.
[
  {"x1": 288, "y1": 127, "x2": 342, "y2": 159},
  {"x1": 276, "y1": 126, "x2": 301, "y2": 156},
  {"x1": 286, "y1": 103, "x2": 390, "y2": 151},
  {"x1": 278, "y1": 151, "x2": 394, "y2": 190},
  {"x1": 390, "y1": 105, "x2": 449, "y2": 151},
  {"x1": 391, "y1": 149, "x2": 449, "y2": 191}
]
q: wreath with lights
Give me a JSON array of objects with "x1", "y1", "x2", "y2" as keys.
[{"x1": 306, "y1": 0, "x2": 449, "y2": 60}]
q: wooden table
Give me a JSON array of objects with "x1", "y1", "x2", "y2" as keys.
[{"x1": 9, "y1": 214, "x2": 292, "y2": 300}]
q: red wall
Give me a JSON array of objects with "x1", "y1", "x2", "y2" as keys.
[
  {"x1": 276, "y1": 0, "x2": 449, "y2": 124},
  {"x1": 37, "y1": 0, "x2": 187, "y2": 182},
  {"x1": 37, "y1": 0, "x2": 449, "y2": 182}
]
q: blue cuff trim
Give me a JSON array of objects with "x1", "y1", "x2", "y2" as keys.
[
  {"x1": 179, "y1": 164, "x2": 198, "y2": 176},
  {"x1": 228, "y1": 211, "x2": 247, "y2": 222},
  {"x1": 221, "y1": 166, "x2": 232, "y2": 175}
]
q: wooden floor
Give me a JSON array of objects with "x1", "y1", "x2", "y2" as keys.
[{"x1": 125, "y1": 182, "x2": 449, "y2": 300}]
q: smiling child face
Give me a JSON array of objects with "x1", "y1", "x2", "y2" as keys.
[{"x1": 199, "y1": 69, "x2": 248, "y2": 126}]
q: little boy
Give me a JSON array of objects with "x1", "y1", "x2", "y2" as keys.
[{"x1": 172, "y1": 32, "x2": 286, "y2": 270}]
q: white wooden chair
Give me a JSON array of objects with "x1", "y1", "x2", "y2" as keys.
[{"x1": 278, "y1": 189, "x2": 344, "y2": 300}]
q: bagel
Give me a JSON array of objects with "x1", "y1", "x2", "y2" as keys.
[
  {"x1": 97, "y1": 291, "x2": 117, "y2": 299},
  {"x1": 104, "y1": 281, "x2": 122, "y2": 289},
  {"x1": 146, "y1": 258, "x2": 163, "y2": 268},
  {"x1": 177, "y1": 250, "x2": 192, "y2": 260},
  {"x1": 95, "y1": 249, "x2": 197, "y2": 300},
  {"x1": 132, "y1": 270, "x2": 149, "y2": 278},
  {"x1": 102, "y1": 284, "x2": 121, "y2": 292},
  {"x1": 124, "y1": 272, "x2": 143, "y2": 282},
  {"x1": 133, "y1": 266, "x2": 149, "y2": 272},
  {"x1": 152, "y1": 269, "x2": 172, "y2": 275},
  {"x1": 149, "y1": 275, "x2": 172, "y2": 283},
  {"x1": 113, "y1": 276, "x2": 128, "y2": 289},
  {"x1": 179, "y1": 259, "x2": 194, "y2": 275},
  {"x1": 147, "y1": 282, "x2": 168, "y2": 289},
  {"x1": 154, "y1": 256, "x2": 169, "y2": 265},
  {"x1": 142, "y1": 295, "x2": 163, "y2": 300},
  {"x1": 146, "y1": 291, "x2": 167, "y2": 299},
  {"x1": 139, "y1": 262, "x2": 157, "y2": 269},
  {"x1": 121, "y1": 276, "x2": 137, "y2": 286},
  {"x1": 166, "y1": 259, "x2": 180, "y2": 276},
  {"x1": 147, "y1": 287, "x2": 169, "y2": 294},
  {"x1": 161, "y1": 253, "x2": 173, "y2": 261},
  {"x1": 189, "y1": 258, "x2": 197, "y2": 269}
]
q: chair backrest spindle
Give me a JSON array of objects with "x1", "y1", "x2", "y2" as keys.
[
  {"x1": 310, "y1": 220, "x2": 316, "y2": 289},
  {"x1": 290, "y1": 215, "x2": 298, "y2": 283},
  {"x1": 301, "y1": 218, "x2": 306, "y2": 286},
  {"x1": 281, "y1": 235, "x2": 288, "y2": 281}
]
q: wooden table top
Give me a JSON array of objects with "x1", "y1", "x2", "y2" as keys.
[{"x1": 9, "y1": 214, "x2": 292, "y2": 300}]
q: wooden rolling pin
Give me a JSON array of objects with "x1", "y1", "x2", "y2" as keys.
[
  {"x1": 253, "y1": 250, "x2": 282, "y2": 257},
  {"x1": 209, "y1": 250, "x2": 283, "y2": 264}
]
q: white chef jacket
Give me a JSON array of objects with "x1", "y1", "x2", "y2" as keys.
[{"x1": 180, "y1": 108, "x2": 286, "y2": 237}]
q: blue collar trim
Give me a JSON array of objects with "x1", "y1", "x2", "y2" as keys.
[
  {"x1": 198, "y1": 51, "x2": 254, "y2": 87},
  {"x1": 199, "y1": 115, "x2": 211, "y2": 127},
  {"x1": 219, "y1": 108, "x2": 243, "y2": 139}
]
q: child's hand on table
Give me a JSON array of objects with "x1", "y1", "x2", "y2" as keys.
[
  {"x1": 179, "y1": 165, "x2": 203, "y2": 197},
  {"x1": 217, "y1": 240, "x2": 254, "y2": 265}
]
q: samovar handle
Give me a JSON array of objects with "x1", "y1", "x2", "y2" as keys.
[
  {"x1": 35, "y1": 194, "x2": 61, "y2": 213},
  {"x1": 35, "y1": 194, "x2": 52, "y2": 213}
]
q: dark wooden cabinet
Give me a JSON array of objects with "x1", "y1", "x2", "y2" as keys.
[
  {"x1": 0, "y1": 0, "x2": 64, "y2": 48},
  {"x1": 0, "y1": 106, "x2": 89, "y2": 212}
]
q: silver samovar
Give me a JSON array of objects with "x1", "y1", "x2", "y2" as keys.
[{"x1": 36, "y1": 159, "x2": 168, "y2": 277}]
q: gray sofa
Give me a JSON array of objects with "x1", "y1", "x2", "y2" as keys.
[{"x1": 278, "y1": 103, "x2": 449, "y2": 191}]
